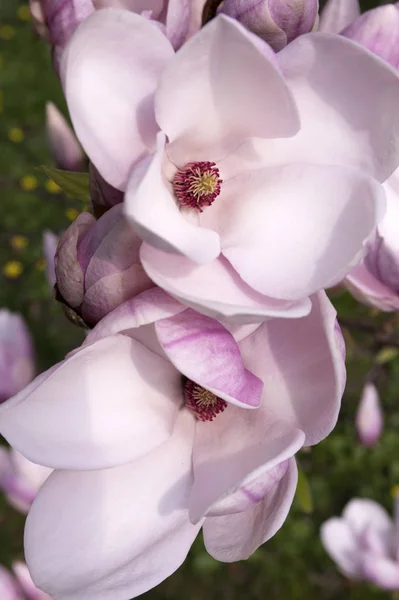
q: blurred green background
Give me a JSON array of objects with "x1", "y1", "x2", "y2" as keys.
[{"x1": 1, "y1": 0, "x2": 399, "y2": 598}]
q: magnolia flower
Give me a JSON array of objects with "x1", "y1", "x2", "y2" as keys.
[
  {"x1": 62, "y1": 11, "x2": 399, "y2": 323},
  {"x1": 355, "y1": 382, "x2": 383, "y2": 447},
  {"x1": 0, "y1": 288, "x2": 345, "y2": 598},
  {"x1": 0, "y1": 447, "x2": 51, "y2": 514},
  {"x1": 0, "y1": 311, "x2": 34, "y2": 403},
  {"x1": 38, "y1": 0, "x2": 192, "y2": 73},
  {"x1": 45, "y1": 102, "x2": 85, "y2": 172},
  {"x1": 0, "y1": 563, "x2": 52, "y2": 600},
  {"x1": 318, "y1": 0, "x2": 360, "y2": 34},
  {"x1": 221, "y1": 0, "x2": 319, "y2": 51},
  {"x1": 319, "y1": 2, "x2": 399, "y2": 311},
  {"x1": 55, "y1": 204, "x2": 153, "y2": 326},
  {"x1": 321, "y1": 497, "x2": 399, "y2": 589}
]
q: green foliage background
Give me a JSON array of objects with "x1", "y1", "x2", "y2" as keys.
[{"x1": 0, "y1": 1, "x2": 398, "y2": 598}]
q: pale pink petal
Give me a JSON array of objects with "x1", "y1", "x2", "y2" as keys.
[
  {"x1": 165, "y1": 0, "x2": 190, "y2": 49},
  {"x1": 343, "y1": 499, "x2": 392, "y2": 546},
  {"x1": 238, "y1": 292, "x2": 345, "y2": 446},
  {"x1": 362, "y1": 554, "x2": 399, "y2": 590},
  {"x1": 12, "y1": 562, "x2": 52, "y2": 600},
  {"x1": 0, "y1": 334, "x2": 182, "y2": 470},
  {"x1": 190, "y1": 414, "x2": 303, "y2": 523},
  {"x1": 83, "y1": 287, "x2": 184, "y2": 346},
  {"x1": 0, "y1": 566, "x2": 23, "y2": 600},
  {"x1": 187, "y1": 0, "x2": 206, "y2": 36},
  {"x1": 125, "y1": 134, "x2": 220, "y2": 264},
  {"x1": 318, "y1": 0, "x2": 360, "y2": 34},
  {"x1": 217, "y1": 164, "x2": 385, "y2": 300},
  {"x1": 92, "y1": 0, "x2": 163, "y2": 18},
  {"x1": 320, "y1": 518, "x2": 363, "y2": 578},
  {"x1": 25, "y1": 410, "x2": 201, "y2": 600},
  {"x1": 355, "y1": 382, "x2": 383, "y2": 447},
  {"x1": 203, "y1": 457, "x2": 298, "y2": 561},
  {"x1": 45, "y1": 102, "x2": 84, "y2": 172},
  {"x1": 1, "y1": 451, "x2": 52, "y2": 515},
  {"x1": 345, "y1": 262, "x2": 399, "y2": 311},
  {"x1": 42, "y1": 231, "x2": 58, "y2": 288},
  {"x1": 61, "y1": 9, "x2": 174, "y2": 190},
  {"x1": 140, "y1": 245, "x2": 312, "y2": 323},
  {"x1": 270, "y1": 33, "x2": 399, "y2": 182},
  {"x1": 155, "y1": 15, "x2": 300, "y2": 166},
  {"x1": 155, "y1": 309, "x2": 263, "y2": 408}
]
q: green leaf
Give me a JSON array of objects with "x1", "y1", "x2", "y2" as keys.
[
  {"x1": 376, "y1": 347, "x2": 399, "y2": 365},
  {"x1": 296, "y1": 461, "x2": 313, "y2": 514},
  {"x1": 39, "y1": 166, "x2": 90, "y2": 202}
]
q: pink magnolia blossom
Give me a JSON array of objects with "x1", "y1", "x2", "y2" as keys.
[
  {"x1": 0, "y1": 447, "x2": 51, "y2": 514},
  {"x1": 45, "y1": 102, "x2": 85, "y2": 172},
  {"x1": 319, "y1": 3, "x2": 399, "y2": 311},
  {"x1": 0, "y1": 288, "x2": 345, "y2": 598},
  {"x1": 55, "y1": 204, "x2": 153, "y2": 325},
  {"x1": 0, "y1": 311, "x2": 35, "y2": 403},
  {"x1": 318, "y1": 0, "x2": 360, "y2": 34},
  {"x1": 61, "y1": 11, "x2": 399, "y2": 323},
  {"x1": 0, "y1": 563, "x2": 52, "y2": 600},
  {"x1": 321, "y1": 497, "x2": 399, "y2": 589},
  {"x1": 221, "y1": 0, "x2": 319, "y2": 51},
  {"x1": 355, "y1": 382, "x2": 383, "y2": 447}
]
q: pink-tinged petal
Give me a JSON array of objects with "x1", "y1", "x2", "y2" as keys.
[
  {"x1": 42, "y1": 230, "x2": 58, "y2": 288},
  {"x1": 187, "y1": 0, "x2": 206, "y2": 36},
  {"x1": 320, "y1": 518, "x2": 363, "y2": 578},
  {"x1": 165, "y1": 0, "x2": 190, "y2": 49},
  {"x1": 273, "y1": 33, "x2": 399, "y2": 182},
  {"x1": 0, "y1": 450, "x2": 51, "y2": 515},
  {"x1": 218, "y1": 164, "x2": 385, "y2": 300},
  {"x1": 92, "y1": 0, "x2": 163, "y2": 18},
  {"x1": 203, "y1": 457, "x2": 298, "y2": 561},
  {"x1": 343, "y1": 499, "x2": 392, "y2": 545},
  {"x1": 345, "y1": 262, "x2": 399, "y2": 312},
  {"x1": 25, "y1": 410, "x2": 201, "y2": 600},
  {"x1": 155, "y1": 15, "x2": 300, "y2": 166},
  {"x1": 362, "y1": 554, "x2": 399, "y2": 590},
  {"x1": 45, "y1": 102, "x2": 84, "y2": 172},
  {"x1": 125, "y1": 134, "x2": 220, "y2": 264},
  {"x1": 141, "y1": 245, "x2": 312, "y2": 323},
  {"x1": 12, "y1": 562, "x2": 52, "y2": 600},
  {"x1": 0, "y1": 334, "x2": 182, "y2": 470},
  {"x1": 155, "y1": 309, "x2": 263, "y2": 408},
  {"x1": 355, "y1": 382, "x2": 383, "y2": 447},
  {"x1": 238, "y1": 292, "x2": 345, "y2": 446},
  {"x1": 61, "y1": 9, "x2": 174, "y2": 190},
  {"x1": 318, "y1": 0, "x2": 360, "y2": 34},
  {"x1": 84, "y1": 287, "x2": 184, "y2": 346},
  {"x1": 0, "y1": 566, "x2": 23, "y2": 600},
  {"x1": 190, "y1": 411, "x2": 304, "y2": 523}
]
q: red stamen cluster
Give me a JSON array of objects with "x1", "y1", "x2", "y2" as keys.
[
  {"x1": 173, "y1": 161, "x2": 222, "y2": 211},
  {"x1": 184, "y1": 379, "x2": 227, "y2": 422}
]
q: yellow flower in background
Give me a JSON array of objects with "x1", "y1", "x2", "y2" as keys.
[
  {"x1": 35, "y1": 259, "x2": 45, "y2": 272},
  {"x1": 10, "y1": 235, "x2": 28, "y2": 251},
  {"x1": 17, "y1": 4, "x2": 31, "y2": 21},
  {"x1": 391, "y1": 485, "x2": 399, "y2": 498},
  {"x1": 20, "y1": 175, "x2": 38, "y2": 191},
  {"x1": 45, "y1": 179, "x2": 62, "y2": 194},
  {"x1": 65, "y1": 208, "x2": 79, "y2": 222},
  {"x1": 0, "y1": 25, "x2": 16, "y2": 41},
  {"x1": 8, "y1": 128, "x2": 24, "y2": 143},
  {"x1": 3, "y1": 261, "x2": 23, "y2": 278}
]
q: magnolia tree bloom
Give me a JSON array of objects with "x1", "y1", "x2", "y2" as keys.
[
  {"x1": 0, "y1": 447, "x2": 51, "y2": 514},
  {"x1": 38, "y1": 0, "x2": 193, "y2": 73},
  {"x1": 0, "y1": 563, "x2": 52, "y2": 600},
  {"x1": 321, "y1": 497, "x2": 399, "y2": 589},
  {"x1": 0, "y1": 311, "x2": 34, "y2": 403},
  {"x1": 319, "y1": 2, "x2": 399, "y2": 310},
  {"x1": 61, "y1": 11, "x2": 399, "y2": 323},
  {"x1": 0, "y1": 287, "x2": 345, "y2": 599},
  {"x1": 55, "y1": 203, "x2": 153, "y2": 326},
  {"x1": 45, "y1": 102, "x2": 85, "y2": 172},
  {"x1": 355, "y1": 382, "x2": 383, "y2": 447},
  {"x1": 221, "y1": 0, "x2": 319, "y2": 52}
]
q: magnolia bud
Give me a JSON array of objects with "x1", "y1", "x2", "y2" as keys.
[
  {"x1": 342, "y1": 4, "x2": 399, "y2": 69},
  {"x1": 89, "y1": 163, "x2": 123, "y2": 218},
  {"x1": 46, "y1": 103, "x2": 85, "y2": 172},
  {"x1": 221, "y1": 0, "x2": 319, "y2": 51},
  {"x1": 0, "y1": 311, "x2": 34, "y2": 403},
  {"x1": 355, "y1": 382, "x2": 383, "y2": 447},
  {"x1": 55, "y1": 204, "x2": 153, "y2": 326}
]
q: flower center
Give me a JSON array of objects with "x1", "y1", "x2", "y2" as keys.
[
  {"x1": 173, "y1": 162, "x2": 222, "y2": 211},
  {"x1": 184, "y1": 379, "x2": 227, "y2": 422}
]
